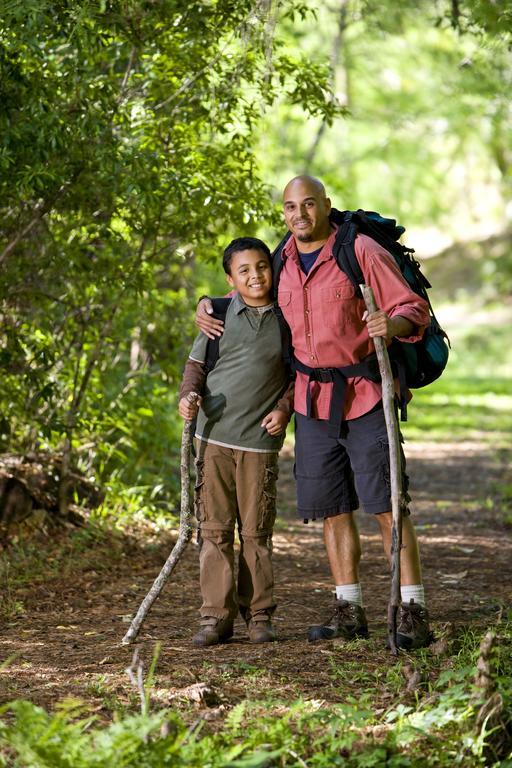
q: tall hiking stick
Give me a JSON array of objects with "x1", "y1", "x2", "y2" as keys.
[
  {"x1": 122, "y1": 392, "x2": 199, "y2": 645},
  {"x1": 360, "y1": 286, "x2": 404, "y2": 655}
]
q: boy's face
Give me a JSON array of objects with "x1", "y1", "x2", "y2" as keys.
[{"x1": 226, "y1": 249, "x2": 272, "y2": 307}]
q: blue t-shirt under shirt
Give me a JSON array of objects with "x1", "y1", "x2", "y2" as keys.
[{"x1": 298, "y1": 246, "x2": 322, "y2": 275}]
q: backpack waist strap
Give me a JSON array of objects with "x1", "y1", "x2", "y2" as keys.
[
  {"x1": 294, "y1": 355, "x2": 381, "y2": 438},
  {"x1": 294, "y1": 349, "x2": 409, "y2": 434}
]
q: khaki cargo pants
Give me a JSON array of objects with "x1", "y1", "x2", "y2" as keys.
[{"x1": 194, "y1": 440, "x2": 278, "y2": 622}]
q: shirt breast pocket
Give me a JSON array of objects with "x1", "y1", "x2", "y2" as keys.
[
  {"x1": 321, "y1": 284, "x2": 356, "y2": 329},
  {"x1": 277, "y1": 290, "x2": 294, "y2": 326}
]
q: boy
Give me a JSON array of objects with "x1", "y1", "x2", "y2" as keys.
[{"x1": 179, "y1": 237, "x2": 293, "y2": 647}]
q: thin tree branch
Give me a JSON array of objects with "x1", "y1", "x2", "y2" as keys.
[
  {"x1": 154, "y1": 2, "x2": 276, "y2": 113},
  {"x1": 305, "y1": 1, "x2": 348, "y2": 170},
  {"x1": 122, "y1": 392, "x2": 199, "y2": 644},
  {"x1": 0, "y1": 178, "x2": 77, "y2": 266}
]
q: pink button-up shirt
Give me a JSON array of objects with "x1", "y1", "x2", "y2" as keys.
[{"x1": 277, "y1": 227, "x2": 430, "y2": 421}]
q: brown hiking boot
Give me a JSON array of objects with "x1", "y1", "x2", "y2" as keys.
[
  {"x1": 396, "y1": 599, "x2": 431, "y2": 650},
  {"x1": 192, "y1": 616, "x2": 234, "y2": 647},
  {"x1": 247, "y1": 614, "x2": 277, "y2": 644},
  {"x1": 308, "y1": 599, "x2": 369, "y2": 642}
]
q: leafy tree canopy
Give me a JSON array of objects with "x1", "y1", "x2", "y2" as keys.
[{"x1": 0, "y1": 0, "x2": 341, "y2": 514}]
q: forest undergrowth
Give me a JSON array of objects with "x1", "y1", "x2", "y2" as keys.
[{"x1": 1, "y1": 305, "x2": 512, "y2": 766}]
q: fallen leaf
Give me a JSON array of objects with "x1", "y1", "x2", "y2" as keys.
[
  {"x1": 170, "y1": 683, "x2": 220, "y2": 706},
  {"x1": 203, "y1": 705, "x2": 226, "y2": 721},
  {"x1": 439, "y1": 570, "x2": 468, "y2": 581},
  {"x1": 402, "y1": 663, "x2": 422, "y2": 692},
  {"x1": 430, "y1": 638, "x2": 450, "y2": 656}
]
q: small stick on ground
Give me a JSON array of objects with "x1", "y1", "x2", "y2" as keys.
[
  {"x1": 125, "y1": 646, "x2": 146, "y2": 714},
  {"x1": 122, "y1": 392, "x2": 199, "y2": 645},
  {"x1": 360, "y1": 285, "x2": 404, "y2": 655}
]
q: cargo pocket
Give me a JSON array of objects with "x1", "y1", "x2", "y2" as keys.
[
  {"x1": 260, "y1": 460, "x2": 278, "y2": 534},
  {"x1": 376, "y1": 437, "x2": 391, "y2": 495}
]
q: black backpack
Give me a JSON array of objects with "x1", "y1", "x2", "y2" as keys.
[
  {"x1": 203, "y1": 297, "x2": 292, "y2": 375},
  {"x1": 271, "y1": 208, "x2": 450, "y2": 422}
]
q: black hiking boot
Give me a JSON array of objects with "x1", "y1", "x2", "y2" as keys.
[
  {"x1": 192, "y1": 616, "x2": 234, "y2": 647},
  {"x1": 396, "y1": 600, "x2": 432, "y2": 650},
  {"x1": 308, "y1": 599, "x2": 369, "y2": 642}
]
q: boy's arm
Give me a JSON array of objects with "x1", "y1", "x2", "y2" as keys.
[
  {"x1": 261, "y1": 379, "x2": 295, "y2": 436},
  {"x1": 178, "y1": 359, "x2": 206, "y2": 420},
  {"x1": 179, "y1": 359, "x2": 206, "y2": 401}
]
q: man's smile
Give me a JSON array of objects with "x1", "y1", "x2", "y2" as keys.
[{"x1": 293, "y1": 219, "x2": 312, "y2": 228}]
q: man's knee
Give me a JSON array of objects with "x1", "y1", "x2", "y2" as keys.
[{"x1": 324, "y1": 510, "x2": 357, "y2": 533}]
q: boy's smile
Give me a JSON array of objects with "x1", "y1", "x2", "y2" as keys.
[{"x1": 226, "y1": 249, "x2": 273, "y2": 307}]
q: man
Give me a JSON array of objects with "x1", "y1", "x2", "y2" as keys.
[{"x1": 196, "y1": 175, "x2": 431, "y2": 649}]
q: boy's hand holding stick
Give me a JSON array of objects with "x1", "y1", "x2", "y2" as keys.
[
  {"x1": 122, "y1": 391, "x2": 199, "y2": 645},
  {"x1": 360, "y1": 285, "x2": 404, "y2": 656}
]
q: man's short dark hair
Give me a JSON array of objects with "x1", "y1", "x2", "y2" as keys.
[{"x1": 223, "y1": 237, "x2": 271, "y2": 275}]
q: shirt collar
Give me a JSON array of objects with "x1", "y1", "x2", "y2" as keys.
[
  {"x1": 231, "y1": 292, "x2": 275, "y2": 314},
  {"x1": 282, "y1": 223, "x2": 339, "y2": 264}
]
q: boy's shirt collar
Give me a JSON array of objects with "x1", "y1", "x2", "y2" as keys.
[{"x1": 232, "y1": 291, "x2": 275, "y2": 314}]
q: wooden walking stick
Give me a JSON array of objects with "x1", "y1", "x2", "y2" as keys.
[
  {"x1": 360, "y1": 285, "x2": 405, "y2": 656},
  {"x1": 122, "y1": 392, "x2": 199, "y2": 645}
]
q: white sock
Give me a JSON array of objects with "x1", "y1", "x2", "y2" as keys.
[
  {"x1": 335, "y1": 583, "x2": 363, "y2": 606},
  {"x1": 401, "y1": 584, "x2": 425, "y2": 606}
]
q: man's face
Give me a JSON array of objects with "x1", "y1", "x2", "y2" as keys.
[
  {"x1": 226, "y1": 249, "x2": 273, "y2": 307},
  {"x1": 283, "y1": 180, "x2": 331, "y2": 243}
]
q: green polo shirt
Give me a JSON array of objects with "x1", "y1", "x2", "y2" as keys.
[{"x1": 189, "y1": 292, "x2": 288, "y2": 452}]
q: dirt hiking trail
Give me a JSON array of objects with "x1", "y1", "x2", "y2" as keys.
[{"x1": 1, "y1": 438, "x2": 511, "y2": 718}]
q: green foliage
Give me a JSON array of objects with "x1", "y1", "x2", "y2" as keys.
[
  {"x1": 401, "y1": 301, "x2": 512, "y2": 446},
  {"x1": 257, "y1": 0, "x2": 511, "y2": 237},
  {"x1": 0, "y1": 0, "x2": 341, "y2": 518},
  {"x1": 1, "y1": 622, "x2": 511, "y2": 766},
  {"x1": 2, "y1": 0, "x2": 511, "y2": 524}
]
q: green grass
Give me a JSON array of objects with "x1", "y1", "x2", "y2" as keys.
[
  {"x1": 402, "y1": 375, "x2": 512, "y2": 444},
  {"x1": 401, "y1": 301, "x2": 512, "y2": 445},
  {"x1": 1, "y1": 621, "x2": 511, "y2": 767}
]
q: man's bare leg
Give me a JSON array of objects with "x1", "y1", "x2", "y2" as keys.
[
  {"x1": 308, "y1": 512, "x2": 368, "y2": 642},
  {"x1": 375, "y1": 511, "x2": 422, "y2": 585},
  {"x1": 323, "y1": 512, "x2": 361, "y2": 584},
  {"x1": 376, "y1": 510, "x2": 431, "y2": 648}
]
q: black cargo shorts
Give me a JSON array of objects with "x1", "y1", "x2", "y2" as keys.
[{"x1": 294, "y1": 403, "x2": 410, "y2": 523}]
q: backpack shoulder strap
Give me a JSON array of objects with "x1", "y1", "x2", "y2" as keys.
[
  {"x1": 271, "y1": 232, "x2": 291, "y2": 299},
  {"x1": 204, "y1": 298, "x2": 232, "y2": 373},
  {"x1": 272, "y1": 304, "x2": 293, "y2": 375},
  {"x1": 331, "y1": 210, "x2": 364, "y2": 296}
]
